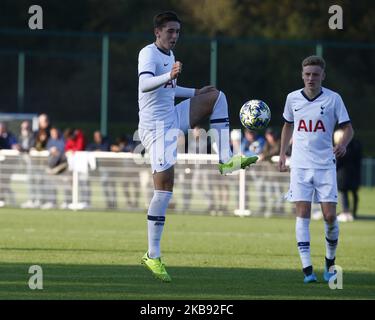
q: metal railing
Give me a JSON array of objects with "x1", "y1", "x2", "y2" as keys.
[
  {"x1": 1, "y1": 150, "x2": 373, "y2": 215},
  {"x1": 0, "y1": 150, "x2": 295, "y2": 216}
]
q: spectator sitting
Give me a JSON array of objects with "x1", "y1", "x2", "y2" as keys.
[
  {"x1": 86, "y1": 130, "x2": 110, "y2": 152},
  {"x1": 46, "y1": 127, "x2": 67, "y2": 175},
  {"x1": 32, "y1": 113, "x2": 51, "y2": 151},
  {"x1": 36, "y1": 113, "x2": 51, "y2": 138},
  {"x1": 33, "y1": 129, "x2": 49, "y2": 151},
  {"x1": 258, "y1": 128, "x2": 280, "y2": 162},
  {"x1": 64, "y1": 128, "x2": 86, "y2": 152},
  {"x1": 241, "y1": 128, "x2": 265, "y2": 156},
  {"x1": 110, "y1": 134, "x2": 135, "y2": 153},
  {"x1": 0, "y1": 122, "x2": 18, "y2": 150},
  {"x1": 25, "y1": 127, "x2": 50, "y2": 208},
  {"x1": 39, "y1": 127, "x2": 67, "y2": 210},
  {"x1": 17, "y1": 120, "x2": 35, "y2": 152}
]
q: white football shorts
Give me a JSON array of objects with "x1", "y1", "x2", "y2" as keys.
[
  {"x1": 139, "y1": 99, "x2": 191, "y2": 173},
  {"x1": 286, "y1": 167, "x2": 338, "y2": 203}
]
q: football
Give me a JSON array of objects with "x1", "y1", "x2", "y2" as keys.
[{"x1": 239, "y1": 99, "x2": 271, "y2": 130}]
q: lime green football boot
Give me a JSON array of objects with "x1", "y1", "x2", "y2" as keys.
[
  {"x1": 218, "y1": 155, "x2": 258, "y2": 175},
  {"x1": 141, "y1": 252, "x2": 172, "y2": 283}
]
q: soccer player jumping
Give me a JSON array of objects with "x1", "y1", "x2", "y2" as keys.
[
  {"x1": 279, "y1": 55, "x2": 354, "y2": 283},
  {"x1": 137, "y1": 11, "x2": 257, "y2": 282}
]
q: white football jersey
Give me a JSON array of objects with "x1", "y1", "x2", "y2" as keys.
[
  {"x1": 138, "y1": 43, "x2": 177, "y2": 129},
  {"x1": 283, "y1": 87, "x2": 350, "y2": 169}
]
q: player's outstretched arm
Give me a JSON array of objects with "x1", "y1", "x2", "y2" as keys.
[
  {"x1": 139, "y1": 72, "x2": 171, "y2": 92},
  {"x1": 279, "y1": 122, "x2": 293, "y2": 172}
]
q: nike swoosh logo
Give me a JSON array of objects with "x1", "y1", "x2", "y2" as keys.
[
  {"x1": 164, "y1": 63, "x2": 169, "y2": 66},
  {"x1": 294, "y1": 108, "x2": 303, "y2": 111}
]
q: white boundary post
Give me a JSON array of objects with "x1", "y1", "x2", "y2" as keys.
[{"x1": 234, "y1": 169, "x2": 251, "y2": 217}]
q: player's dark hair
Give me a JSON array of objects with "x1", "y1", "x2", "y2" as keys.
[
  {"x1": 302, "y1": 55, "x2": 326, "y2": 70},
  {"x1": 153, "y1": 11, "x2": 181, "y2": 28}
]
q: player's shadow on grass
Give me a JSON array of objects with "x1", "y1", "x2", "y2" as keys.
[{"x1": 0, "y1": 262, "x2": 374, "y2": 299}]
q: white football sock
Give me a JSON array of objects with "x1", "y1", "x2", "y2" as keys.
[
  {"x1": 209, "y1": 91, "x2": 232, "y2": 163},
  {"x1": 325, "y1": 219, "x2": 339, "y2": 260},
  {"x1": 147, "y1": 190, "x2": 172, "y2": 258},
  {"x1": 296, "y1": 217, "x2": 312, "y2": 269}
]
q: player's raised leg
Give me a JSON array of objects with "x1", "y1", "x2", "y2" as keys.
[
  {"x1": 141, "y1": 167, "x2": 174, "y2": 282},
  {"x1": 189, "y1": 89, "x2": 258, "y2": 175},
  {"x1": 296, "y1": 201, "x2": 317, "y2": 283},
  {"x1": 321, "y1": 202, "x2": 339, "y2": 282}
]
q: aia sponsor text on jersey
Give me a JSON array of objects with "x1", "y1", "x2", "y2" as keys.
[{"x1": 297, "y1": 119, "x2": 326, "y2": 132}]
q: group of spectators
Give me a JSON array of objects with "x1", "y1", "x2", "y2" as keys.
[
  {"x1": 0, "y1": 113, "x2": 137, "y2": 209},
  {"x1": 0, "y1": 113, "x2": 137, "y2": 155}
]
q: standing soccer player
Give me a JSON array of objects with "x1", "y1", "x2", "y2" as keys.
[
  {"x1": 138, "y1": 11, "x2": 257, "y2": 282},
  {"x1": 278, "y1": 55, "x2": 354, "y2": 283}
]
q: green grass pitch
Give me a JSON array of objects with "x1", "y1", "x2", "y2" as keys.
[{"x1": 0, "y1": 206, "x2": 374, "y2": 300}]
